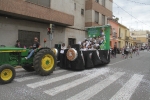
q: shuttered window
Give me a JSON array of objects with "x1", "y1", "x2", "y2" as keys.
[
  {"x1": 26, "y1": 0, "x2": 50, "y2": 8},
  {"x1": 102, "y1": 14, "x2": 105, "y2": 25},
  {"x1": 95, "y1": 11, "x2": 99, "y2": 23},
  {"x1": 95, "y1": 0, "x2": 99, "y2": 3},
  {"x1": 102, "y1": 0, "x2": 105, "y2": 7}
]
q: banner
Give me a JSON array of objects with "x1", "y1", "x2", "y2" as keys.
[{"x1": 87, "y1": 25, "x2": 110, "y2": 50}]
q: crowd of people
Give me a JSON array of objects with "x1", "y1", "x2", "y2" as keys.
[
  {"x1": 14, "y1": 36, "x2": 147, "y2": 60},
  {"x1": 79, "y1": 37, "x2": 105, "y2": 51},
  {"x1": 110, "y1": 46, "x2": 140, "y2": 59}
]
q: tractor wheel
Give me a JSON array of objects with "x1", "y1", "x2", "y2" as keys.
[
  {"x1": 33, "y1": 49, "x2": 56, "y2": 76},
  {"x1": 0, "y1": 64, "x2": 16, "y2": 84},
  {"x1": 22, "y1": 64, "x2": 34, "y2": 72}
]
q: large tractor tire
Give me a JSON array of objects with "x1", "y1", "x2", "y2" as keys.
[
  {"x1": 33, "y1": 49, "x2": 56, "y2": 76},
  {"x1": 0, "y1": 64, "x2": 16, "y2": 84},
  {"x1": 22, "y1": 64, "x2": 34, "y2": 72}
]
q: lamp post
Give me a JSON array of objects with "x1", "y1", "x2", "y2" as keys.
[{"x1": 147, "y1": 33, "x2": 149, "y2": 46}]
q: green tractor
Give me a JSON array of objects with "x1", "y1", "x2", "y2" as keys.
[{"x1": 0, "y1": 46, "x2": 56, "y2": 84}]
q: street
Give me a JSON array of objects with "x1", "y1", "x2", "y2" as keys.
[{"x1": 0, "y1": 51, "x2": 150, "y2": 100}]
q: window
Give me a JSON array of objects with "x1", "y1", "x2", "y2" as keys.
[
  {"x1": 74, "y1": 3, "x2": 76, "y2": 10},
  {"x1": 102, "y1": 14, "x2": 105, "y2": 25},
  {"x1": 68, "y1": 38, "x2": 76, "y2": 46},
  {"x1": 95, "y1": 11, "x2": 99, "y2": 23},
  {"x1": 133, "y1": 38, "x2": 136, "y2": 40},
  {"x1": 81, "y1": 9, "x2": 84, "y2": 15},
  {"x1": 26, "y1": 0, "x2": 50, "y2": 8},
  {"x1": 112, "y1": 28, "x2": 117, "y2": 38},
  {"x1": 132, "y1": 33, "x2": 134, "y2": 35},
  {"x1": 102, "y1": 0, "x2": 105, "y2": 7},
  {"x1": 95, "y1": 0, "x2": 99, "y2": 3},
  {"x1": 119, "y1": 28, "x2": 121, "y2": 37}
]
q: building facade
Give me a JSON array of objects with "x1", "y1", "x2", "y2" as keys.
[
  {"x1": 85, "y1": 0, "x2": 113, "y2": 27},
  {"x1": 130, "y1": 30, "x2": 150, "y2": 46},
  {"x1": 108, "y1": 18, "x2": 134, "y2": 49},
  {"x1": 108, "y1": 18, "x2": 119, "y2": 48},
  {"x1": 0, "y1": 0, "x2": 113, "y2": 48}
]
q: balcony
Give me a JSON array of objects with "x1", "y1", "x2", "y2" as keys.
[
  {"x1": 118, "y1": 36, "x2": 121, "y2": 39},
  {"x1": 112, "y1": 32, "x2": 117, "y2": 39},
  {"x1": 125, "y1": 36, "x2": 129, "y2": 40}
]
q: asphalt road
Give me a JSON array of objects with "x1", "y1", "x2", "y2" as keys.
[{"x1": 0, "y1": 51, "x2": 150, "y2": 100}]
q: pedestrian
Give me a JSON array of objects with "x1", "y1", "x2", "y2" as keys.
[
  {"x1": 147, "y1": 46, "x2": 149, "y2": 51},
  {"x1": 129, "y1": 46, "x2": 133, "y2": 58},
  {"x1": 121, "y1": 46, "x2": 125, "y2": 58},
  {"x1": 61, "y1": 43, "x2": 66, "y2": 50},
  {"x1": 25, "y1": 37, "x2": 41, "y2": 59},
  {"x1": 136, "y1": 47, "x2": 139, "y2": 56},
  {"x1": 124, "y1": 46, "x2": 129, "y2": 59},
  {"x1": 132, "y1": 46, "x2": 136, "y2": 54},
  {"x1": 114, "y1": 45, "x2": 117, "y2": 58}
]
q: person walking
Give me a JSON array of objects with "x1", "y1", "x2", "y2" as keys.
[
  {"x1": 132, "y1": 46, "x2": 136, "y2": 54},
  {"x1": 136, "y1": 47, "x2": 139, "y2": 56},
  {"x1": 124, "y1": 46, "x2": 129, "y2": 59},
  {"x1": 121, "y1": 46, "x2": 125, "y2": 58},
  {"x1": 114, "y1": 45, "x2": 117, "y2": 58},
  {"x1": 129, "y1": 46, "x2": 133, "y2": 58}
]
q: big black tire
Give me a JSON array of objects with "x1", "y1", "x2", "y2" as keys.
[
  {"x1": 22, "y1": 64, "x2": 34, "y2": 72},
  {"x1": 33, "y1": 49, "x2": 56, "y2": 76},
  {"x1": 0, "y1": 64, "x2": 16, "y2": 84}
]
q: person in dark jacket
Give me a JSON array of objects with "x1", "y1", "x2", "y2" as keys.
[
  {"x1": 15, "y1": 40, "x2": 21, "y2": 48},
  {"x1": 25, "y1": 37, "x2": 41, "y2": 59},
  {"x1": 114, "y1": 45, "x2": 117, "y2": 58}
]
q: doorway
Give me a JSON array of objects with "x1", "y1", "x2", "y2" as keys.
[{"x1": 68, "y1": 38, "x2": 76, "y2": 46}]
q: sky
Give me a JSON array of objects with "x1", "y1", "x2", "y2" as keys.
[{"x1": 113, "y1": 0, "x2": 150, "y2": 31}]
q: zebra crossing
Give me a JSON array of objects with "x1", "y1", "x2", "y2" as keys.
[
  {"x1": 15, "y1": 67, "x2": 144, "y2": 100},
  {"x1": 15, "y1": 70, "x2": 66, "y2": 82}
]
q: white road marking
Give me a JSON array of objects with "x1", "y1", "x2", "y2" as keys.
[
  {"x1": 15, "y1": 68, "x2": 24, "y2": 72},
  {"x1": 27, "y1": 72, "x2": 82, "y2": 88},
  {"x1": 66, "y1": 72, "x2": 125, "y2": 100},
  {"x1": 14, "y1": 76, "x2": 38, "y2": 82},
  {"x1": 53, "y1": 70, "x2": 67, "y2": 74},
  {"x1": 16, "y1": 72, "x2": 33, "y2": 76},
  {"x1": 15, "y1": 70, "x2": 66, "y2": 82},
  {"x1": 44, "y1": 68, "x2": 110, "y2": 96},
  {"x1": 110, "y1": 74, "x2": 144, "y2": 100}
]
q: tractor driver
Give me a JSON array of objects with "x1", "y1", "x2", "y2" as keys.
[{"x1": 25, "y1": 37, "x2": 41, "y2": 59}]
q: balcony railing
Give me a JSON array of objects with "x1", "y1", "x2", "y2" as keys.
[
  {"x1": 118, "y1": 36, "x2": 121, "y2": 39},
  {"x1": 125, "y1": 36, "x2": 129, "y2": 40}
]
